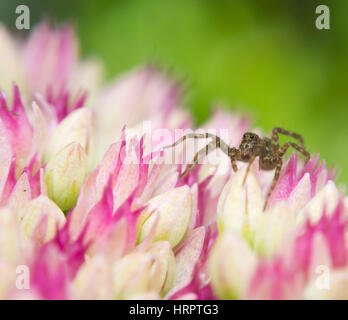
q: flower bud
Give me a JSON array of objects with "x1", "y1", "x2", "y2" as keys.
[
  {"x1": 44, "y1": 108, "x2": 93, "y2": 164},
  {"x1": 137, "y1": 186, "x2": 192, "y2": 248},
  {"x1": 208, "y1": 232, "x2": 256, "y2": 299},
  {"x1": 146, "y1": 241, "x2": 175, "y2": 295},
  {"x1": 45, "y1": 142, "x2": 87, "y2": 211},
  {"x1": 112, "y1": 243, "x2": 175, "y2": 299},
  {"x1": 24, "y1": 22, "x2": 78, "y2": 96},
  {"x1": 20, "y1": 195, "x2": 66, "y2": 244},
  {"x1": 112, "y1": 252, "x2": 154, "y2": 299},
  {"x1": 217, "y1": 168, "x2": 263, "y2": 241},
  {"x1": 253, "y1": 202, "x2": 296, "y2": 257},
  {"x1": 72, "y1": 255, "x2": 113, "y2": 300}
]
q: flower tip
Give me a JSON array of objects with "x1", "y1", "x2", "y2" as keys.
[
  {"x1": 137, "y1": 185, "x2": 192, "y2": 248},
  {"x1": 208, "y1": 232, "x2": 257, "y2": 299},
  {"x1": 45, "y1": 142, "x2": 87, "y2": 212}
]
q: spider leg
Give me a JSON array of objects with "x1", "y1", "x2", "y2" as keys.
[
  {"x1": 272, "y1": 128, "x2": 305, "y2": 148},
  {"x1": 279, "y1": 142, "x2": 310, "y2": 163},
  {"x1": 164, "y1": 133, "x2": 203, "y2": 149},
  {"x1": 229, "y1": 147, "x2": 238, "y2": 172},
  {"x1": 264, "y1": 159, "x2": 283, "y2": 211},
  {"x1": 164, "y1": 133, "x2": 234, "y2": 177},
  {"x1": 164, "y1": 133, "x2": 228, "y2": 151},
  {"x1": 180, "y1": 140, "x2": 217, "y2": 178},
  {"x1": 242, "y1": 154, "x2": 256, "y2": 185}
]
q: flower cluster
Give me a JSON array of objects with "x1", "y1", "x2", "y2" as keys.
[{"x1": 0, "y1": 22, "x2": 347, "y2": 300}]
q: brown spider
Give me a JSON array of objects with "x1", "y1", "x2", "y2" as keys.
[{"x1": 164, "y1": 128, "x2": 310, "y2": 210}]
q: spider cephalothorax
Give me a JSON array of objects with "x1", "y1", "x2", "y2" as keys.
[
  {"x1": 164, "y1": 128, "x2": 310, "y2": 210},
  {"x1": 237, "y1": 132, "x2": 263, "y2": 161}
]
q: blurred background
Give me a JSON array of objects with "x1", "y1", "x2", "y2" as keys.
[{"x1": 1, "y1": 0, "x2": 348, "y2": 185}]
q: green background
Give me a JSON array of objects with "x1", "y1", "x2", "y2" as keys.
[{"x1": 1, "y1": 0, "x2": 348, "y2": 185}]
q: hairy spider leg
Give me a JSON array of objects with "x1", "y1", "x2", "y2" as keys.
[
  {"x1": 242, "y1": 154, "x2": 257, "y2": 185},
  {"x1": 163, "y1": 133, "x2": 232, "y2": 177},
  {"x1": 272, "y1": 128, "x2": 305, "y2": 149},
  {"x1": 264, "y1": 159, "x2": 283, "y2": 211},
  {"x1": 164, "y1": 133, "x2": 229, "y2": 152},
  {"x1": 180, "y1": 140, "x2": 216, "y2": 178},
  {"x1": 229, "y1": 147, "x2": 238, "y2": 172},
  {"x1": 279, "y1": 142, "x2": 310, "y2": 163}
]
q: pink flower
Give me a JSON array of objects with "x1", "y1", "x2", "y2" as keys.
[
  {"x1": 210, "y1": 155, "x2": 347, "y2": 300},
  {"x1": 0, "y1": 22, "x2": 347, "y2": 300}
]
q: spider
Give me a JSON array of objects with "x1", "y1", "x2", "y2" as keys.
[{"x1": 164, "y1": 128, "x2": 310, "y2": 210}]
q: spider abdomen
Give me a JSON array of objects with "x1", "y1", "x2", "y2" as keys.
[{"x1": 259, "y1": 156, "x2": 279, "y2": 170}]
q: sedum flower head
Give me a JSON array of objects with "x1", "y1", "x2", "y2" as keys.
[{"x1": 0, "y1": 22, "x2": 346, "y2": 301}]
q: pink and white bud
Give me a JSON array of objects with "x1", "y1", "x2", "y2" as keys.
[
  {"x1": 137, "y1": 185, "x2": 192, "y2": 248},
  {"x1": 19, "y1": 195, "x2": 66, "y2": 244},
  {"x1": 44, "y1": 108, "x2": 94, "y2": 165},
  {"x1": 112, "y1": 252, "x2": 157, "y2": 299},
  {"x1": 23, "y1": 22, "x2": 78, "y2": 97},
  {"x1": 45, "y1": 142, "x2": 87, "y2": 211},
  {"x1": 145, "y1": 241, "x2": 176, "y2": 295},
  {"x1": 217, "y1": 167, "x2": 263, "y2": 241},
  {"x1": 253, "y1": 202, "x2": 296, "y2": 257},
  {"x1": 72, "y1": 255, "x2": 113, "y2": 300},
  {"x1": 208, "y1": 232, "x2": 257, "y2": 299},
  {"x1": 94, "y1": 67, "x2": 183, "y2": 160}
]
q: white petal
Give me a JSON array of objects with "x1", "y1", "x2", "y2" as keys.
[
  {"x1": 296, "y1": 180, "x2": 340, "y2": 225},
  {"x1": 208, "y1": 232, "x2": 256, "y2": 299},
  {"x1": 217, "y1": 167, "x2": 263, "y2": 239},
  {"x1": 138, "y1": 185, "x2": 192, "y2": 248}
]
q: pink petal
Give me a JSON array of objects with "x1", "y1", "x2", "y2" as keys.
[{"x1": 24, "y1": 22, "x2": 78, "y2": 96}]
